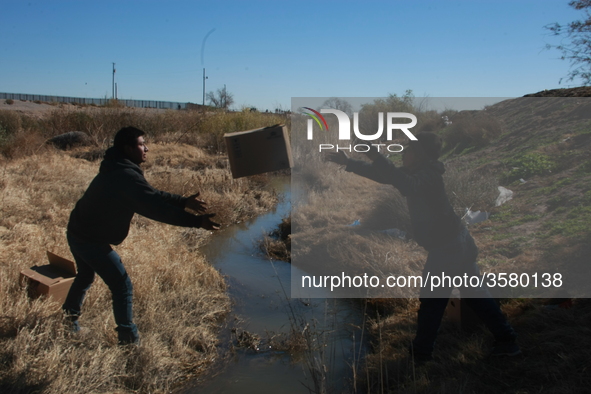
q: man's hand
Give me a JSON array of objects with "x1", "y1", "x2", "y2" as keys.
[
  {"x1": 200, "y1": 213, "x2": 221, "y2": 231},
  {"x1": 325, "y1": 151, "x2": 349, "y2": 166},
  {"x1": 185, "y1": 192, "x2": 208, "y2": 213}
]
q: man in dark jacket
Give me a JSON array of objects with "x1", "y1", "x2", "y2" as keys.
[
  {"x1": 326, "y1": 132, "x2": 520, "y2": 362},
  {"x1": 63, "y1": 126, "x2": 219, "y2": 344}
]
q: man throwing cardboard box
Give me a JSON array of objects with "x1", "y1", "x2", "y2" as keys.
[{"x1": 63, "y1": 126, "x2": 220, "y2": 345}]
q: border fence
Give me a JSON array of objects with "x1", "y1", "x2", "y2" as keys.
[{"x1": 0, "y1": 92, "x2": 193, "y2": 110}]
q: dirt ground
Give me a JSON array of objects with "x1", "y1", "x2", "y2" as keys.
[{"x1": 0, "y1": 99, "x2": 168, "y2": 118}]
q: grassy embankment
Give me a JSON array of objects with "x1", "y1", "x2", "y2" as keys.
[
  {"x1": 0, "y1": 104, "x2": 288, "y2": 393},
  {"x1": 281, "y1": 93, "x2": 591, "y2": 393}
]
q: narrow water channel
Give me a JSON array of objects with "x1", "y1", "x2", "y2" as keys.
[{"x1": 184, "y1": 177, "x2": 366, "y2": 393}]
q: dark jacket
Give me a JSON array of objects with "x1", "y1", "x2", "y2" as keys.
[
  {"x1": 68, "y1": 147, "x2": 206, "y2": 245},
  {"x1": 345, "y1": 154, "x2": 463, "y2": 250}
]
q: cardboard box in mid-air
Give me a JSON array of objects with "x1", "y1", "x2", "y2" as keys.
[
  {"x1": 20, "y1": 252, "x2": 77, "y2": 304},
  {"x1": 224, "y1": 124, "x2": 293, "y2": 178}
]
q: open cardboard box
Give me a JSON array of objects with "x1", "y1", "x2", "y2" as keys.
[
  {"x1": 224, "y1": 124, "x2": 293, "y2": 178},
  {"x1": 445, "y1": 289, "x2": 480, "y2": 331},
  {"x1": 20, "y1": 251, "x2": 76, "y2": 304}
]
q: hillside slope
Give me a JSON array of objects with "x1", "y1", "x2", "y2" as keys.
[
  {"x1": 362, "y1": 90, "x2": 591, "y2": 393},
  {"x1": 455, "y1": 94, "x2": 591, "y2": 299}
]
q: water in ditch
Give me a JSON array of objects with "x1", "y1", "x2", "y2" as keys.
[{"x1": 183, "y1": 176, "x2": 366, "y2": 393}]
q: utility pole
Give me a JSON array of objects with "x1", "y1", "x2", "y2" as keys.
[
  {"x1": 202, "y1": 68, "x2": 208, "y2": 106},
  {"x1": 112, "y1": 63, "x2": 116, "y2": 100}
]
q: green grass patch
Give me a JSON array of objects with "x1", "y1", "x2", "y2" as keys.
[
  {"x1": 491, "y1": 231, "x2": 517, "y2": 241},
  {"x1": 490, "y1": 205, "x2": 514, "y2": 223},
  {"x1": 478, "y1": 257, "x2": 502, "y2": 268},
  {"x1": 504, "y1": 214, "x2": 542, "y2": 227},
  {"x1": 506, "y1": 152, "x2": 556, "y2": 180},
  {"x1": 491, "y1": 235, "x2": 529, "y2": 256},
  {"x1": 577, "y1": 159, "x2": 591, "y2": 174},
  {"x1": 572, "y1": 120, "x2": 591, "y2": 135},
  {"x1": 543, "y1": 205, "x2": 591, "y2": 240},
  {"x1": 534, "y1": 177, "x2": 574, "y2": 196}
]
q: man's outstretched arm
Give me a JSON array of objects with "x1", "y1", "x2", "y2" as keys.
[
  {"x1": 325, "y1": 150, "x2": 395, "y2": 185},
  {"x1": 120, "y1": 171, "x2": 220, "y2": 230}
]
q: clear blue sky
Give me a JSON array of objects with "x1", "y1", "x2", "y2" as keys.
[{"x1": 0, "y1": 0, "x2": 582, "y2": 111}]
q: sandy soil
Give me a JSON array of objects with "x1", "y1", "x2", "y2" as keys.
[
  {"x1": 1, "y1": 99, "x2": 60, "y2": 117},
  {"x1": 0, "y1": 99, "x2": 168, "y2": 118}
]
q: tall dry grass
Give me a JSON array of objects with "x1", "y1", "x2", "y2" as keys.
[
  {"x1": 0, "y1": 106, "x2": 289, "y2": 159},
  {"x1": 0, "y1": 139, "x2": 280, "y2": 392},
  {"x1": 441, "y1": 111, "x2": 503, "y2": 154},
  {"x1": 360, "y1": 297, "x2": 591, "y2": 393}
]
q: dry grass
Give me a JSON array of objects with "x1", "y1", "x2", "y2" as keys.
[
  {"x1": 289, "y1": 136, "x2": 591, "y2": 392},
  {"x1": 360, "y1": 298, "x2": 591, "y2": 394},
  {"x1": 0, "y1": 140, "x2": 280, "y2": 392},
  {"x1": 441, "y1": 111, "x2": 503, "y2": 154},
  {"x1": 291, "y1": 153, "x2": 591, "y2": 392},
  {"x1": 259, "y1": 215, "x2": 291, "y2": 262},
  {"x1": 292, "y1": 151, "x2": 429, "y2": 298},
  {"x1": 291, "y1": 138, "x2": 511, "y2": 291},
  {"x1": 0, "y1": 106, "x2": 288, "y2": 159}
]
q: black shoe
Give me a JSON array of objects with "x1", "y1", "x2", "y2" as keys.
[
  {"x1": 62, "y1": 311, "x2": 82, "y2": 334},
  {"x1": 490, "y1": 340, "x2": 521, "y2": 357},
  {"x1": 409, "y1": 344, "x2": 433, "y2": 365},
  {"x1": 411, "y1": 351, "x2": 433, "y2": 365},
  {"x1": 116, "y1": 325, "x2": 140, "y2": 346},
  {"x1": 118, "y1": 334, "x2": 140, "y2": 346}
]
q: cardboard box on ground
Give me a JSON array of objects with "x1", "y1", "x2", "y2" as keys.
[
  {"x1": 445, "y1": 289, "x2": 480, "y2": 331},
  {"x1": 224, "y1": 124, "x2": 293, "y2": 179},
  {"x1": 20, "y1": 252, "x2": 76, "y2": 304}
]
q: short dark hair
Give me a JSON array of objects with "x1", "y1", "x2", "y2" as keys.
[
  {"x1": 409, "y1": 132, "x2": 442, "y2": 160},
  {"x1": 113, "y1": 127, "x2": 145, "y2": 151}
]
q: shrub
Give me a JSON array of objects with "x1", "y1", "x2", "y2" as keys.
[
  {"x1": 0, "y1": 124, "x2": 8, "y2": 148},
  {"x1": 507, "y1": 152, "x2": 556, "y2": 180},
  {"x1": 415, "y1": 109, "x2": 452, "y2": 133},
  {"x1": 0, "y1": 129, "x2": 48, "y2": 159},
  {"x1": 0, "y1": 110, "x2": 22, "y2": 135},
  {"x1": 444, "y1": 163, "x2": 499, "y2": 212},
  {"x1": 442, "y1": 111, "x2": 502, "y2": 154},
  {"x1": 5, "y1": 99, "x2": 14, "y2": 105},
  {"x1": 104, "y1": 99, "x2": 125, "y2": 108},
  {"x1": 1, "y1": 107, "x2": 289, "y2": 158}
]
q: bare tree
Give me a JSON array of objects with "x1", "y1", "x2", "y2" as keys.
[
  {"x1": 546, "y1": 0, "x2": 591, "y2": 85},
  {"x1": 320, "y1": 97, "x2": 354, "y2": 116},
  {"x1": 207, "y1": 86, "x2": 234, "y2": 109}
]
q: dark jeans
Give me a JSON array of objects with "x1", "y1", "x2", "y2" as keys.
[
  {"x1": 412, "y1": 228, "x2": 516, "y2": 356},
  {"x1": 63, "y1": 232, "x2": 139, "y2": 344}
]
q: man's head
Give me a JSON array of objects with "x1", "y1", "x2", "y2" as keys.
[
  {"x1": 403, "y1": 132, "x2": 442, "y2": 168},
  {"x1": 113, "y1": 126, "x2": 148, "y2": 165}
]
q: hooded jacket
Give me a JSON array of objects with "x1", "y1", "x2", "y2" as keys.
[
  {"x1": 345, "y1": 154, "x2": 463, "y2": 251},
  {"x1": 68, "y1": 147, "x2": 206, "y2": 245}
]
